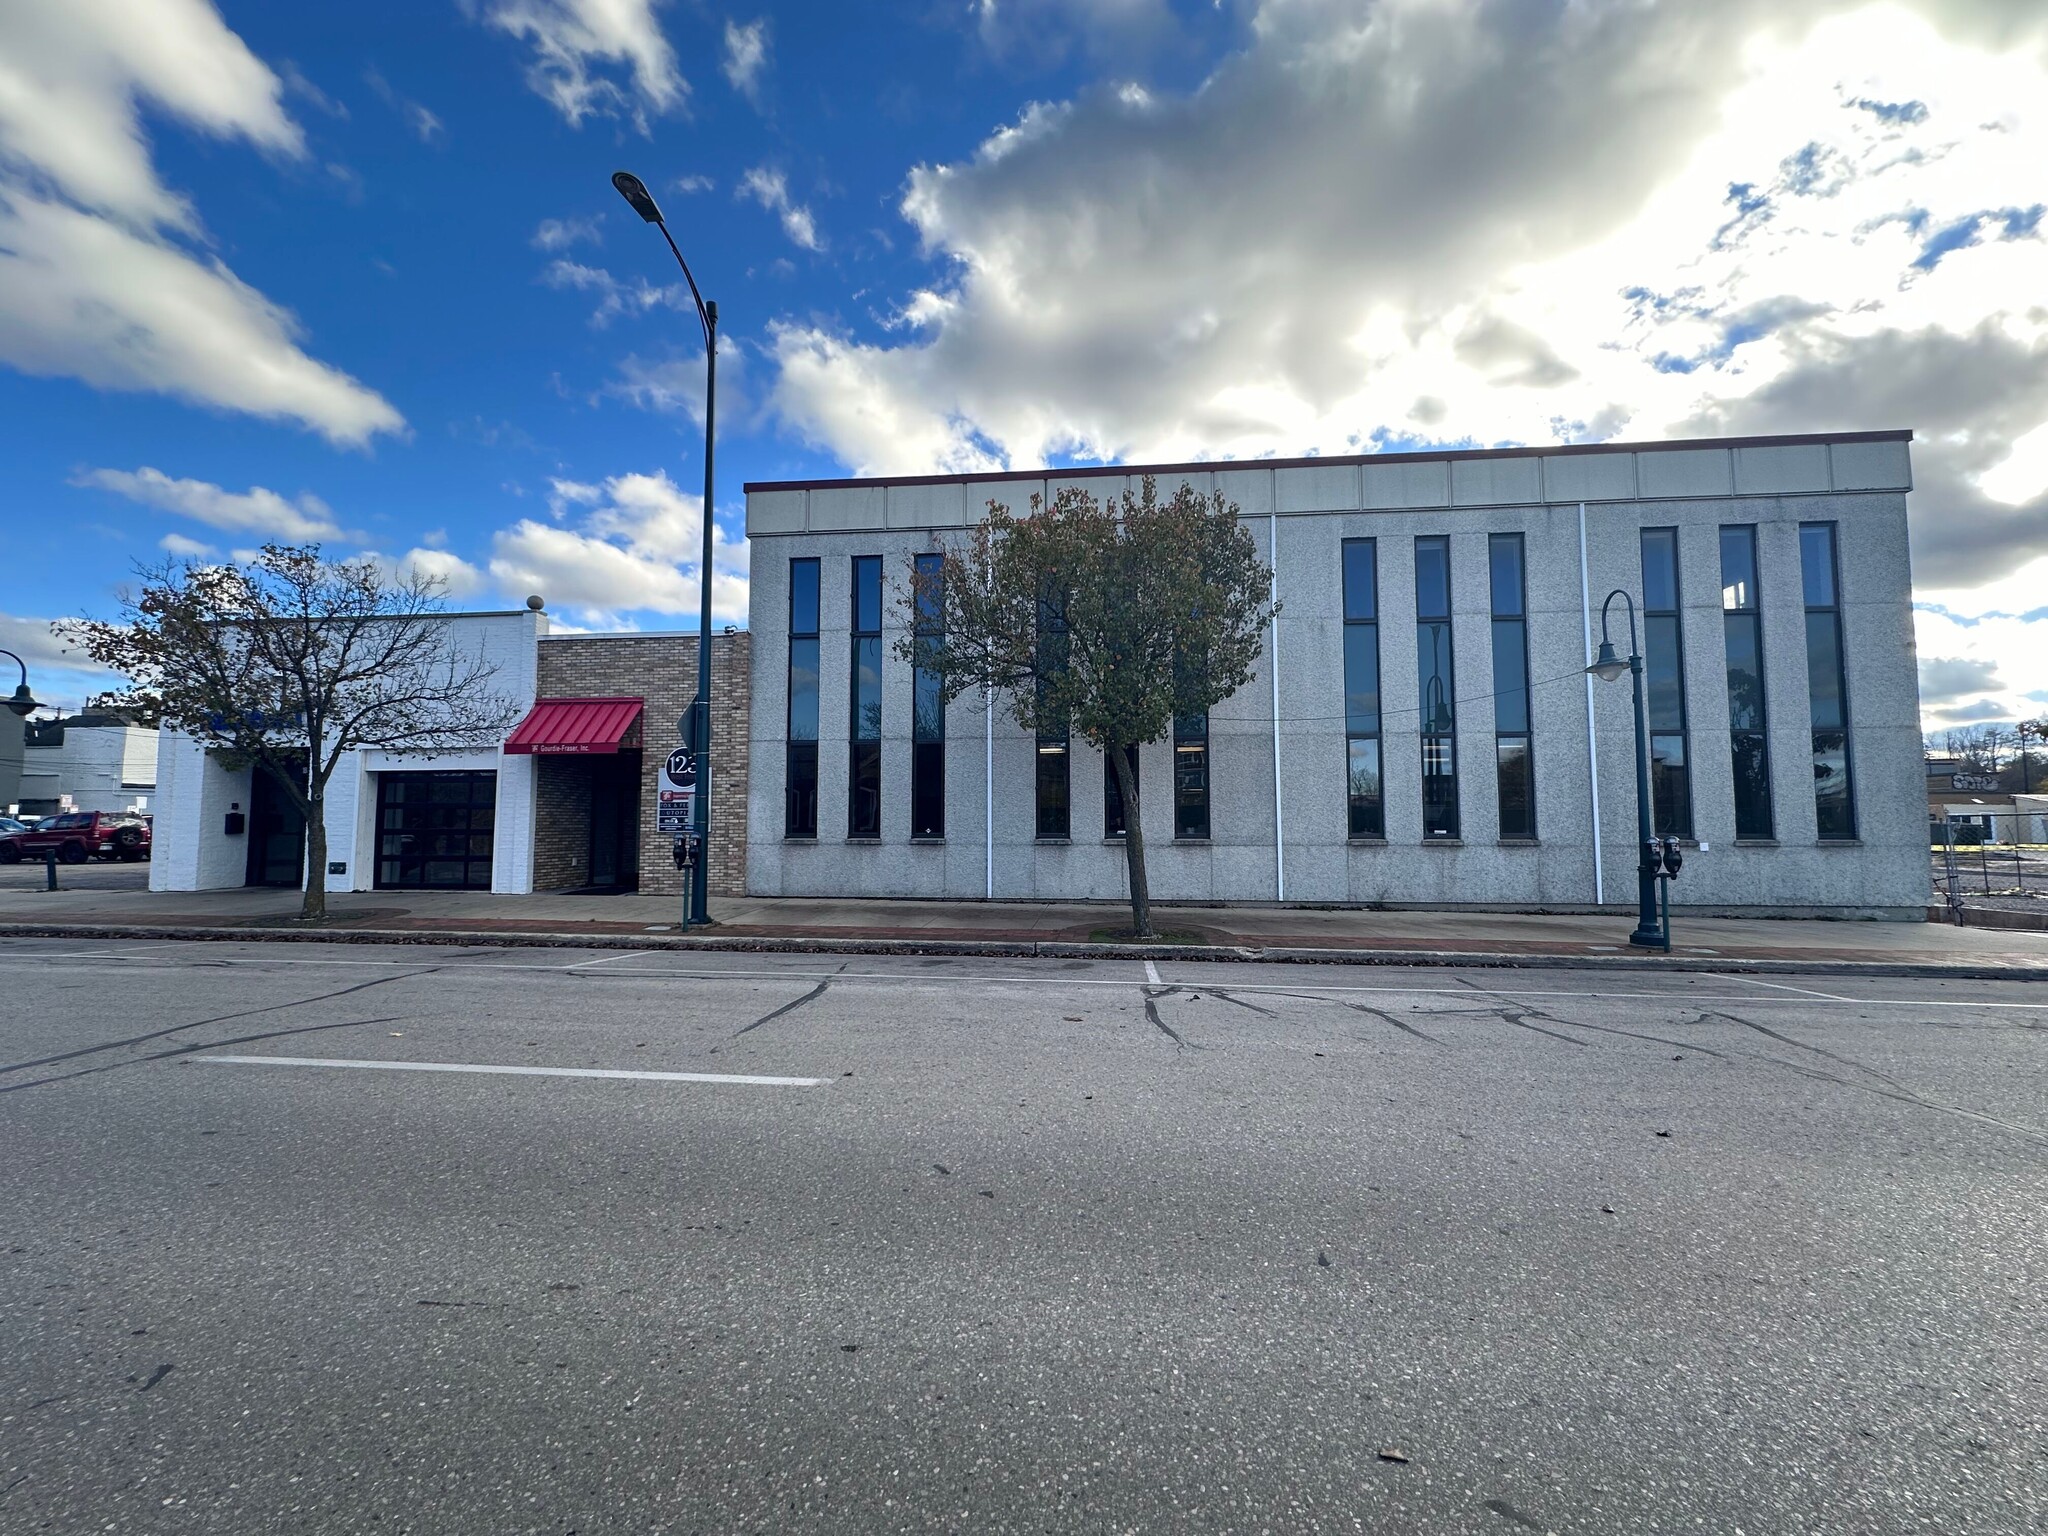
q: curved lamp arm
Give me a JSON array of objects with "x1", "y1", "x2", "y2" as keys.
[{"x1": 0, "y1": 647, "x2": 38, "y2": 717}]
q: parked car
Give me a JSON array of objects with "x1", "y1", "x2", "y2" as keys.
[
  {"x1": 0, "y1": 811, "x2": 152, "y2": 864},
  {"x1": 0, "y1": 816, "x2": 29, "y2": 835}
]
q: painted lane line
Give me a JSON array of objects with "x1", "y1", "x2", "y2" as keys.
[
  {"x1": 563, "y1": 950, "x2": 651, "y2": 971},
  {"x1": 1144, "y1": 960, "x2": 1164, "y2": 987},
  {"x1": 1723, "y1": 974, "x2": 1855, "y2": 1002},
  {"x1": 193, "y1": 1055, "x2": 828, "y2": 1086}
]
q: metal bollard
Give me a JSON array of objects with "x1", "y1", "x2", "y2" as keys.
[{"x1": 44, "y1": 847, "x2": 58, "y2": 891}]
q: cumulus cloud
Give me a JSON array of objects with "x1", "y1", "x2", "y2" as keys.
[
  {"x1": 77, "y1": 467, "x2": 346, "y2": 542},
  {"x1": 540, "y1": 258, "x2": 686, "y2": 327},
  {"x1": 0, "y1": 612, "x2": 124, "y2": 709},
  {"x1": 766, "y1": 1, "x2": 2048, "y2": 489},
  {"x1": 469, "y1": 0, "x2": 686, "y2": 129},
  {"x1": 158, "y1": 532, "x2": 216, "y2": 557},
  {"x1": 1919, "y1": 655, "x2": 2002, "y2": 702},
  {"x1": 723, "y1": 18, "x2": 770, "y2": 105},
  {"x1": 738, "y1": 166, "x2": 821, "y2": 252},
  {"x1": 362, "y1": 546, "x2": 489, "y2": 599},
  {"x1": 0, "y1": 1, "x2": 403, "y2": 445},
  {"x1": 605, "y1": 336, "x2": 752, "y2": 429},
  {"x1": 763, "y1": 0, "x2": 2048, "y2": 731},
  {"x1": 487, "y1": 470, "x2": 748, "y2": 628},
  {"x1": 532, "y1": 215, "x2": 601, "y2": 251},
  {"x1": 968, "y1": 0, "x2": 1179, "y2": 68}
]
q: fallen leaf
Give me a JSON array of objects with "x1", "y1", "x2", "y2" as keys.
[
  {"x1": 1378, "y1": 1448, "x2": 1410, "y2": 1464},
  {"x1": 1601, "y1": 1204, "x2": 1617, "y2": 1214},
  {"x1": 1064, "y1": 1016, "x2": 1084, "y2": 1022}
]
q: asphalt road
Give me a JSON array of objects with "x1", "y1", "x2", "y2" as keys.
[{"x1": 2, "y1": 939, "x2": 2043, "y2": 1535}]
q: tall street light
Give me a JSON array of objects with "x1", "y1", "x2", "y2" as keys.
[
  {"x1": 613, "y1": 170, "x2": 717, "y2": 928},
  {"x1": 1585, "y1": 591, "x2": 1665, "y2": 947}
]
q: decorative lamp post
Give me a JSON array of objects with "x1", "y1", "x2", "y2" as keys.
[
  {"x1": 612, "y1": 170, "x2": 718, "y2": 928},
  {"x1": 1585, "y1": 592, "x2": 1665, "y2": 948},
  {"x1": 1, "y1": 648, "x2": 38, "y2": 717}
]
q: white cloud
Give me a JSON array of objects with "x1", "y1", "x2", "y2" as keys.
[
  {"x1": 606, "y1": 334, "x2": 751, "y2": 429},
  {"x1": 540, "y1": 258, "x2": 686, "y2": 327},
  {"x1": 672, "y1": 173, "x2": 715, "y2": 195},
  {"x1": 362, "y1": 546, "x2": 489, "y2": 599},
  {"x1": 764, "y1": 0, "x2": 2048, "y2": 717},
  {"x1": 77, "y1": 467, "x2": 346, "y2": 542},
  {"x1": 487, "y1": 470, "x2": 748, "y2": 628},
  {"x1": 157, "y1": 532, "x2": 216, "y2": 557},
  {"x1": 0, "y1": 612, "x2": 124, "y2": 710},
  {"x1": 532, "y1": 215, "x2": 602, "y2": 251},
  {"x1": 0, "y1": 2, "x2": 404, "y2": 444},
  {"x1": 738, "y1": 166, "x2": 822, "y2": 252},
  {"x1": 364, "y1": 67, "x2": 445, "y2": 143},
  {"x1": 470, "y1": 0, "x2": 686, "y2": 129},
  {"x1": 723, "y1": 18, "x2": 770, "y2": 105}
]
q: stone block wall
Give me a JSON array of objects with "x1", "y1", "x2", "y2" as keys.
[{"x1": 535, "y1": 631, "x2": 752, "y2": 897}]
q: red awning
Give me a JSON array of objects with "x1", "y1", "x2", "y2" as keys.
[{"x1": 503, "y1": 697, "x2": 644, "y2": 755}]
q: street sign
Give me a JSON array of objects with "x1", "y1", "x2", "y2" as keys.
[{"x1": 658, "y1": 747, "x2": 696, "y2": 832}]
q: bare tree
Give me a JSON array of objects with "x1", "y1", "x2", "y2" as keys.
[
  {"x1": 61, "y1": 545, "x2": 519, "y2": 920},
  {"x1": 898, "y1": 477, "x2": 1277, "y2": 938}
]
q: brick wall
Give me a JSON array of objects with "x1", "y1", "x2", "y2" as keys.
[{"x1": 535, "y1": 632, "x2": 752, "y2": 897}]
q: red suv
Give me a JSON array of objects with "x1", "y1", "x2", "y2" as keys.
[{"x1": 0, "y1": 811, "x2": 152, "y2": 864}]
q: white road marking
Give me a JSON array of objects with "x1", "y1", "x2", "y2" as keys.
[
  {"x1": 1723, "y1": 974, "x2": 1855, "y2": 1002},
  {"x1": 193, "y1": 1055, "x2": 827, "y2": 1086},
  {"x1": 2, "y1": 946, "x2": 2045, "y2": 1009},
  {"x1": 1144, "y1": 960, "x2": 1163, "y2": 986},
  {"x1": 563, "y1": 950, "x2": 650, "y2": 970}
]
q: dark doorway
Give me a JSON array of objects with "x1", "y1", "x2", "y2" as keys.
[
  {"x1": 375, "y1": 771, "x2": 497, "y2": 889},
  {"x1": 586, "y1": 752, "x2": 642, "y2": 890},
  {"x1": 245, "y1": 762, "x2": 306, "y2": 887}
]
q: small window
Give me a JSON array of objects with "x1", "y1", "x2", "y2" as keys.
[
  {"x1": 911, "y1": 552, "x2": 945, "y2": 839},
  {"x1": 785, "y1": 557, "x2": 821, "y2": 837},
  {"x1": 1104, "y1": 746, "x2": 1139, "y2": 839},
  {"x1": 1415, "y1": 536, "x2": 1457, "y2": 838}
]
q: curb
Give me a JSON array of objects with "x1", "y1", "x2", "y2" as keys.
[{"x1": 0, "y1": 920, "x2": 2041, "y2": 982}]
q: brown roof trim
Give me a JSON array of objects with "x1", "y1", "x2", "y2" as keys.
[{"x1": 743, "y1": 429, "x2": 1912, "y2": 495}]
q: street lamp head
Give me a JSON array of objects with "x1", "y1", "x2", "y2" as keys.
[
  {"x1": 1586, "y1": 639, "x2": 1628, "y2": 682},
  {"x1": 611, "y1": 170, "x2": 665, "y2": 224},
  {"x1": 5, "y1": 682, "x2": 37, "y2": 717}
]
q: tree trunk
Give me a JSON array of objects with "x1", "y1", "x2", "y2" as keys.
[
  {"x1": 1108, "y1": 743, "x2": 1152, "y2": 938},
  {"x1": 300, "y1": 789, "x2": 327, "y2": 921}
]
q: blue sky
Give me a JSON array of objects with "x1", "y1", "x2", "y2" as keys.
[{"x1": 3, "y1": 0, "x2": 2047, "y2": 733}]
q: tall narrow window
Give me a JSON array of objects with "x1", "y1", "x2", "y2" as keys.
[
  {"x1": 1489, "y1": 533, "x2": 1534, "y2": 839},
  {"x1": 910, "y1": 552, "x2": 946, "y2": 839},
  {"x1": 1640, "y1": 528, "x2": 1692, "y2": 837},
  {"x1": 1800, "y1": 522, "x2": 1856, "y2": 840},
  {"x1": 1415, "y1": 536, "x2": 1458, "y2": 839},
  {"x1": 785, "y1": 557, "x2": 820, "y2": 837},
  {"x1": 1342, "y1": 539, "x2": 1383, "y2": 838},
  {"x1": 848, "y1": 555, "x2": 882, "y2": 838},
  {"x1": 1035, "y1": 590, "x2": 1070, "y2": 839},
  {"x1": 1720, "y1": 526, "x2": 1773, "y2": 839},
  {"x1": 1174, "y1": 713, "x2": 1210, "y2": 840},
  {"x1": 1104, "y1": 746, "x2": 1139, "y2": 838}
]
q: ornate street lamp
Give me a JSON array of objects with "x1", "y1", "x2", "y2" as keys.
[{"x1": 1585, "y1": 592, "x2": 1665, "y2": 947}]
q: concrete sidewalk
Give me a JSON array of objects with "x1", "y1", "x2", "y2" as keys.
[{"x1": 1, "y1": 878, "x2": 2044, "y2": 976}]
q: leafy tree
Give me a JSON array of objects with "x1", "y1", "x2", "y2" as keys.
[
  {"x1": 61, "y1": 545, "x2": 519, "y2": 920},
  {"x1": 898, "y1": 476, "x2": 1277, "y2": 937}
]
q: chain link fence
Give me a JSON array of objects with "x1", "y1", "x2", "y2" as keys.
[{"x1": 1931, "y1": 811, "x2": 2048, "y2": 922}]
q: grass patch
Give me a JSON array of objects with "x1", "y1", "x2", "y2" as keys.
[{"x1": 1088, "y1": 927, "x2": 1207, "y2": 945}]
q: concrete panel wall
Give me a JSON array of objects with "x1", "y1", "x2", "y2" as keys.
[{"x1": 746, "y1": 436, "x2": 1922, "y2": 915}]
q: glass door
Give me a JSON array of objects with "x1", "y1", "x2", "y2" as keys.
[{"x1": 375, "y1": 771, "x2": 496, "y2": 889}]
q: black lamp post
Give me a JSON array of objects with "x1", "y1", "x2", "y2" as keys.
[
  {"x1": 1585, "y1": 592, "x2": 1665, "y2": 947},
  {"x1": 0, "y1": 648, "x2": 39, "y2": 717},
  {"x1": 613, "y1": 170, "x2": 716, "y2": 928}
]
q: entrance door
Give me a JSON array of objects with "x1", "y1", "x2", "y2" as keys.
[
  {"x1": 375, "y1": 771, "x2": 496, "y2": 889},
  {"x1": 245, "y1": 763, "x2": 306, "y2": 887},
  {"x1": 586, "y1": 754, "x2": 641, "y2": 889}
]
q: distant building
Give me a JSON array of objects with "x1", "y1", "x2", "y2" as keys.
[
  {"x1": 11, "y1": 709, "x2": 157, "y2": 817},
  {"x1": 743, "y1": 430, "x2": 1926, "y2": 917}
]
